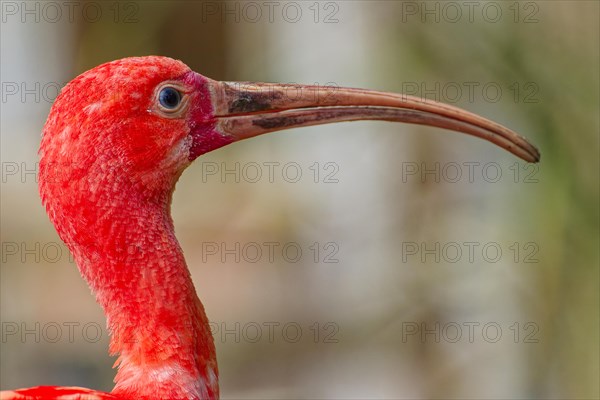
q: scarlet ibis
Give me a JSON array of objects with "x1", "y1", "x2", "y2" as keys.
[{"x1": 2, "y1": 56, "x2": 539, "y2": 400}]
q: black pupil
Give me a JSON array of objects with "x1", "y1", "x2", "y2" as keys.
[{"x1": 159, "y1": 87, "x2": 181, "y2": 109}]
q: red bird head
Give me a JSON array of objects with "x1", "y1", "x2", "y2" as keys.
[
  {"x1": 41, "y1": 58, "x2": 216, "y2": 204},
  {"x1": 40, "y1": 56, "x2": 539, "y2": 209},
  {"x1": 36, "y1": 56, "x2": 539, "y2": 399}
]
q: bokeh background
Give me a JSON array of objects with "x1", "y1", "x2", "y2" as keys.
[{"x1": 1, "y1": 1, "x2": 598, "y2": 398}]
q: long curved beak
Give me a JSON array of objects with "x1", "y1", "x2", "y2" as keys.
[{"x1": 207, "y1": 80, "x2": 540, "y2": 163}]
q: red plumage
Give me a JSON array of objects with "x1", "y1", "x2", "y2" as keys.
[
  {"x1": 1, "y1": 386, "x2": 118, "y2": 399},
  {"x1": 10, "y1": 57, "x2": 221, "y2": 400}
]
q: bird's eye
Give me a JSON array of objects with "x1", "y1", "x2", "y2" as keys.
[{"x1": 158, "y1": 87, "x2": 182, "y2": 110}]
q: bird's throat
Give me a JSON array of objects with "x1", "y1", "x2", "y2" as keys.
[{"x1": 60, "y1": 197, "x2": 218, "y2": 399}]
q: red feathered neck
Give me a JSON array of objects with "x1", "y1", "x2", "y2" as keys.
[{"x1": 38, "y1": 57, "x2": 218, "y2": 399}]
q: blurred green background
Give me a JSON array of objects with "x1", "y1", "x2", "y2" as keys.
[{"x1": 1, "y1": 1, "x2": 598, "y2": 398}]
